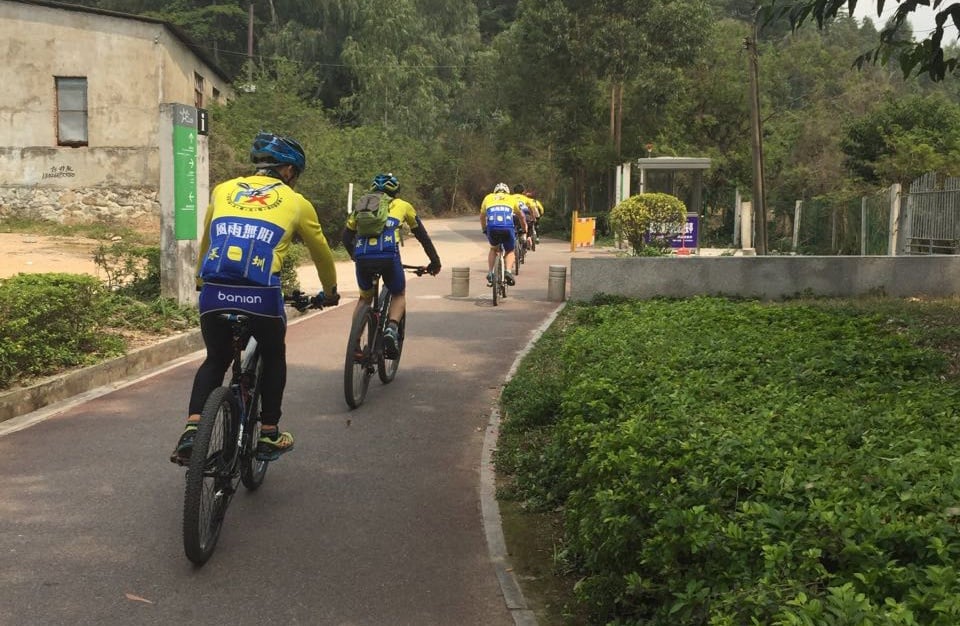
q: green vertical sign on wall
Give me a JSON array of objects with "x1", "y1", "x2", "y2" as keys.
[{"x1": 172, "y1": 104, "x2": 198, "y2": 240}]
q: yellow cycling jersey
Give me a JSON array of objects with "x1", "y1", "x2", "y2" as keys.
[
  {"x1": 197, "y1": 174, "x2": 337, "y2": 291},
  {"x1": 346, "y1": 196, "x2": 419, "y2": 259},
  {"x1": 530, "y1": 197, "x2": 544, "y2": 217},
  {"x1": 481, "y1": 191, "x2": 525, "y2": 231}
]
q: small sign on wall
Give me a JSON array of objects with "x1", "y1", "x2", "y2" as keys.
[{"x1": 172, "y1": 104, "x2": 197, "y2": 240}]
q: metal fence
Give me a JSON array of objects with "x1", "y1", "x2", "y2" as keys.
[
  {"x1": 904, "y1": 173, "x2": 960, "y2": 254},
  {"x1": 774, "y1": 173, "x2": 960, "y2": 256}
]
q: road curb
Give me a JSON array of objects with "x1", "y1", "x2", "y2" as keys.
[
  {"x1": 481, "y1": 301, "x2": 568, "y2": 626},
  {"x1": 0, "y1": 329, "x2": 204, "y2": 423}
]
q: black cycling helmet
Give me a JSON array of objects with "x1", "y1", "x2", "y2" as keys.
[
  {"x1": 250, "y1": 132, "x2": 306, "y2": 174},
  {"x1": 371, "y1": 172, "x2": 400, "y2": 196},
  {"x1": 513, "y1": 183, "x2": 525, "y2": 193}
]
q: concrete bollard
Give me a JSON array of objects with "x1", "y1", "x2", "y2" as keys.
[
  {"x1": 451, "y1": 266, "x2": 470, "y2": 297},
  {"x1": 547, "y1": 265, "x2": 567, "y2": 302}
]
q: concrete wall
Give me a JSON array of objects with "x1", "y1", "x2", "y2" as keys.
[{"x1": 570, "y1": 256, "x2": 960, "y2": 301}]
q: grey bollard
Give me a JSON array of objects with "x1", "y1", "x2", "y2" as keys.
[
  {"x1": 547, "y1": 265, "x2": 567, "y2": 302},
  {"x1": 451, "y1": 266, "x2": 470, "y2": 297}
]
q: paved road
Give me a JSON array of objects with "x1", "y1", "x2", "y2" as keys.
[{"x1": 0, "y1": 216, "x2": 593, "y2": 626}]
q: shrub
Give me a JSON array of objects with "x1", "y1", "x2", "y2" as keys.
[
  {"x1": 93, "y1": 241, "x2": 161, "y2": 299},
  {"x1": 0, "y1": 273, "x2": 123, "y2": 387},
  {"x1": 609, "y1": 193, "x2": 687, "y2": 255}
]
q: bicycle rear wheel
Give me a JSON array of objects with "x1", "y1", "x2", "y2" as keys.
[
  {"x1": 240, "y1": 357, "x2": 268, "y2": 490},
  {"x1": 378, "y1": 311, "x2": 405, "y2": 383},
  {"x1": 492, "y1": 254, "x2": 502, "y2": 306},
  {"x1": 183, "y1": 386, "x2": 238, "y2": 565},
  {"x1": 514, "y1": 240, "x2": 522, "y2": 274},
  {"x1": 344, "y1": 303, "x2": 375, "y2": 408}
]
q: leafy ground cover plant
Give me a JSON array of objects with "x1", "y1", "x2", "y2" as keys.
[{"x1": 498, "y1": 296, "x2": 960, "y2": 625}]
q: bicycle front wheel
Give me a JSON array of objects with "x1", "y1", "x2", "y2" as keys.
[
  {"x1": 378, "y1": 312, "x2": 405, "y2": 383},
  {"x1": 240, "y1": 357, "x2": 268, "y2": 490},
  {"x1": 344, "y1": 304, "x2": 375, "y2": 408},
  {"x1": 183, "y1": 386, "x2": 238, "y2": 566}
]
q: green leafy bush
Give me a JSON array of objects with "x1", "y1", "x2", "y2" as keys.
[
  {"x1": 0, "y1": 273, "x2": 123, "y2": 387},
  {"x1": 93, "y1": 241, "x2": 161, "y2": 299},
  {"x1": 609, "y1": 193, "x2": 687, "y2": 255},
  {"x1": 498, "y1": 298, "x2": 960, "y2": 625}
]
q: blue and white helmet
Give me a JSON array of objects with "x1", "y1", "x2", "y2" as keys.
[
  {"x1": 371, "y1": 173, "x2": 400, "y2": 195},
  {"x1": 250, "y1": 132, "x2": 306, "y2": 174}
]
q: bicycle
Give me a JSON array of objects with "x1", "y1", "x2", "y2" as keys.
[
  {"x1": 491, "y1": 243, "x2": 508, "y2": 306},
  {"x1": 180, "y1": 290, "x2": 323, "y2": 566},
  {"x1": 344, "y1": 264, "x2": 428, "y2": 409},
  {"x1": 514, "y1": 229, "x2": 527, "y2": 275}
]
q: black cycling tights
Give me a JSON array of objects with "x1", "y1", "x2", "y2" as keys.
[{"x1": 188, "y1": 314, "x2": 286, "y2": 426}]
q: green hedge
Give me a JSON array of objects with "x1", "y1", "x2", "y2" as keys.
[
  {"x1": 0, "y1": 273, "x2": 123, "y2": 388},
  {"x1": 498, "y1": 297, "x2": 960, "y2": 625}
]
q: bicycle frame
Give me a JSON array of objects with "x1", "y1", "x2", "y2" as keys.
[{"x1": 343, "y1": 264, "x2": 425, "y2": 408}]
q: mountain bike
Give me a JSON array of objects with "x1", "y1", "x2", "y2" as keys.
[
  {"x1": 180, "y1": 291, "x2": 323, "y2": 566},
  {"x1": 344, "y1": 264, "x2": 428, "y2": 409},
  {"x1": 514, "y1": 229, "x2": 527, "y2": 275},
  {"x1": 492, "y1": 243, "x2": 507, "y2": 306}
]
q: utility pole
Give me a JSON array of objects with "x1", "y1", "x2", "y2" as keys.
[
  {"x1": 745, "y1": 22, "x2": 768, "y2": 255},
  {"x1": 247, "y1": 4, "x2": 254, "y2": 86}
]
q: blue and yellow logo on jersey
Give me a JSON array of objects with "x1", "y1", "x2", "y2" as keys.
[{"x1": 228, "y1": 181, "x2": 284, "y2": 212}]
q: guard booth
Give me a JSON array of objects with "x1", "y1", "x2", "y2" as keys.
[{"x1": 615, "y1": 156, "x2": 711, "y2": 253}]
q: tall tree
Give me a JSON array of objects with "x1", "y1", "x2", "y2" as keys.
[
  {"x1": 764, "y1": 0, "x2": 960, "y2": 81},
  {"x1": 841, "y1": 92, "x2": 960, "y2": 185},
  {"x1": 497, "y1": 0, "x2": 712, "y2": 212},
  {"x1": 338, "y1": 0, "x2": 480, "y2": 137}
]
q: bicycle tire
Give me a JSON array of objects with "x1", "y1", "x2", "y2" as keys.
[
  {"x1": 514, "y1": 241, "x2": 522, "y2": 275},
  {"x1": 378, "y1": 311, "x2": 405, "y2": 383},
  {"x1": 183, "y1": 386, "x2": 238, "y2": 565},
  {"x1": 498, "y1": 252, "x2": 508, "y2": 301},
  {"x1": 492, "y1": 253, "x2": 501, "y2": 306},
  {"x1": 344, "y1": 302, "x2": 375, "y2": 408},
  {"x1": 239, "y1": 356, "x2": 268, "y2": 490}
]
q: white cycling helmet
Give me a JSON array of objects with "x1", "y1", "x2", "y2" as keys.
[{"x1": 494, "y1": 182, "x2": 510, "y2": 194}]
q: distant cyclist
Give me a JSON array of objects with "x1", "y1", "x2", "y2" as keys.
[
  {"x1": 513, "y1": 183, "x2": 539, "y2": 249},
  {"x1": 480, "y1": 182, "x2": 526, "y2": 286},
  {"x1": 171, "y1": 132, "x2": 340, "y2": 465},
  {"x1": 341, "y1": 173, "x2": 442, "y2": 358}
]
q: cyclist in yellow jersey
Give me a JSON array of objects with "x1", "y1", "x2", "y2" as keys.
[
  {"x1": 513, "y1": 183, "x2": 539, "y2": 250},
  {"x1": 171, "y1": 132, "x2": 340, "y2": 465},
  {"x1": 341, "y1": 173, "x2": 441, "y2": 358},
  {"x1": 480, "y1": 182, "x2": 526, "y2": 286}
]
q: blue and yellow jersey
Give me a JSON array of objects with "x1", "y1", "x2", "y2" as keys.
[
  {"x1": 196, "y1": 174, "x2": 337, "y2": 292},
  {"x1": 480, "y1": 191, "x2": 523, "y2": 231},
  {"x1": 345, "y1": 196, "x2": 418, "y2": 259}
]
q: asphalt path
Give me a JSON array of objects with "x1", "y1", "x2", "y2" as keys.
[{"x1": 0, "y1": 216, "x2": 590, "y2": 626}]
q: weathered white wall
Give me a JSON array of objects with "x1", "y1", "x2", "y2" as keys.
[{"x1": 0, "y1": 0, "x2": 229, "y2": 210}]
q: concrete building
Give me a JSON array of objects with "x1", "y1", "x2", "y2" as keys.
[{"x1": 0, "y1": 0, "x2": 232, "y2": 224}]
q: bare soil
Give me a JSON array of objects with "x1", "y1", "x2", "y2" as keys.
[{"x1": 0, "y1": 233, "x2": 102, "y2": 279}]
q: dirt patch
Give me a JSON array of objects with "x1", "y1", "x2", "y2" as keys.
[{"x1": 0, "y1": 233, "x2": 103, "y2": 279}]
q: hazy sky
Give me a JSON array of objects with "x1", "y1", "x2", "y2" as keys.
[{"x1": 852, "y1": 2, "x2": 959, "y2": 42}]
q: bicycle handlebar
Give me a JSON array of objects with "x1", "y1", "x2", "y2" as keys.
[
  {"x1": 402, "y1": 264, "x2": 434, "y2": 277},
  {"x1": 285, "y1": 290, "x2": 325, "y2": 312}
]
